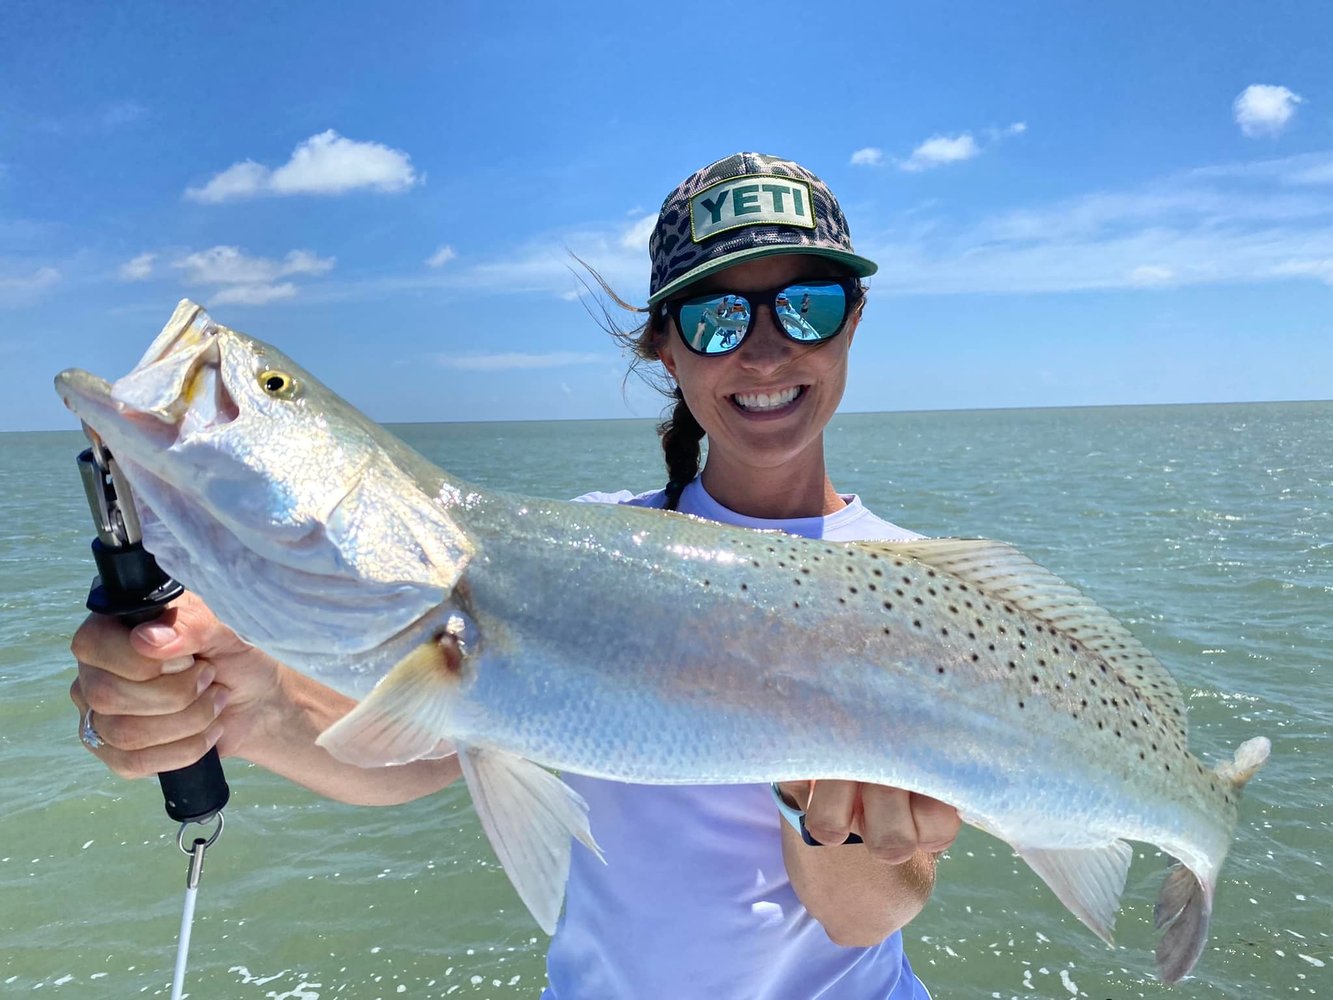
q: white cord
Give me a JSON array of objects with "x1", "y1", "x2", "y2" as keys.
[{"x1": 170, "y1": 884, "x2": 199, "y2": 1000}]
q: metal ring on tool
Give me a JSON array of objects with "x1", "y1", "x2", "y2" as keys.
[
  {"x1": 176, "y1": 811, "x2": 225, "y2": 855},
  {"x1": 79, "y1": 707, "x2": 106, "y2": 750}
]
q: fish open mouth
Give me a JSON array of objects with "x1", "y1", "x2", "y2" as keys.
[{"x1": 55, "y1": 299, "x2": 240, "y2": 449}]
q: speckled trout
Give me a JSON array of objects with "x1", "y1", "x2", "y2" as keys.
[{"x1": 56, "y1": 301, "x2": 1269, "y2": 982}]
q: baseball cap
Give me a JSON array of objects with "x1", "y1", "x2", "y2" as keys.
[{"x1": 646, "y1": 152, "x2": 877, "y2": 306}]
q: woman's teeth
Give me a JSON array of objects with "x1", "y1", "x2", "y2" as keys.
[{"x1": 733, "y1": 386, "x2": 802, "y2": 411}]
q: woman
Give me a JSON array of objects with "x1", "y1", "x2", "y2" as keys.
[{"x1": 69, "y1": 152, "x2": 960, "y2": 998}]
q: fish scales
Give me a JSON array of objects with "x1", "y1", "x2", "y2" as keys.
[
  {"x1": 53, "y1": 301, "x2": 1269, "y2": 982},
  {"x1": 456, "y1": 495, "x2": 1233, "y2": 834}
]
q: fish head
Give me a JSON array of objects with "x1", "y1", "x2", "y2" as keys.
[{"x1": 55, "y1": 300, "x2": 474, "y2": 679}]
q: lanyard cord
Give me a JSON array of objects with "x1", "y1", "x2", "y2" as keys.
[{"x1": 170, "y1": 815, "x2": 223, "y2": 1000}]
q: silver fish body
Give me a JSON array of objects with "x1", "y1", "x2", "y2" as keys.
[{"x1": 55, "y1": 302, "x2": 1269, "y2": 982}]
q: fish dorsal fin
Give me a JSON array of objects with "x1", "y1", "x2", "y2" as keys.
[
  {"x1": 857, "y1": 538, "x2": 1190, "y2": 737},
  {"x1": 1014, "y1": 839, "x2": 1134, "y2": 945}
]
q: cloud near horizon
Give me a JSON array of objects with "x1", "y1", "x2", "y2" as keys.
[
  {"x1": 1233, "y1": 85, "x2": 1304, "y2": 138},
  {"x1": 432, "y1": 350, "x2": 607, "y2": 372},
  {"x1": 185, "y1": 130, "x2": 419, "y2": 202}
]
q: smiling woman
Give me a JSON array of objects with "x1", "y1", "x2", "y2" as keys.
[{"x1": 67, "y1": 152, "x2": 957, "y2": 1000}]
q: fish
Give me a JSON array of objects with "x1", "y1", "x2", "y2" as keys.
[{"x1": 55, "y1": 300, "x2": 1270, "y2": 982}]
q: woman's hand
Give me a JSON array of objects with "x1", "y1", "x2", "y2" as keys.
[
  {"x1": 780, "y1": 779, "x2": 961, "y2": 860},
  {"x1": 69, "y1": 591, "x2": 460, "y2": 805},
  {"x1": 69, "y1": 591, "x2": 284, "y2": 777},
  {"x1": 776, "y1": 779, "x2": 961, "y2": 947}
]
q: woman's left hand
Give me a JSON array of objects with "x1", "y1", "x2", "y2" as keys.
[{"x1": 777, "y1": 779, "x2": 961, "y2": 861}]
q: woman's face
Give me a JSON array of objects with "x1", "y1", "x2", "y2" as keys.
[{"x1": 656, "y1": 254, "x2": 859, "y2": 479}]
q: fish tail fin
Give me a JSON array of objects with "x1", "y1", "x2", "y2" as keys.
[
  {"x1": 1154, "y1": 863, "x2": 1213, "y2": 983},
  {"x1": 1154, "y1": 736, "x2": 1271, "y2": 982}
]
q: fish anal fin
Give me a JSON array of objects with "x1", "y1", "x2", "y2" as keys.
[
  {"x1": 315, "y1": 636, "x2": 459, "y2": 767},
  {"x1": 1154, "y1": 862, "x2": 1214, "y2": 983},
  {"x1": 1015, "y1": 839, "x2": 1134, "y2": 945},
  {"x1": 458, "y1": 744, "x2": 604, "y2": 934}
]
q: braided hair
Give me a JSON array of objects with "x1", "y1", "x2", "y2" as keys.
[{"x1": 658, "y1": 386, "x2": 705, "y2": 511}]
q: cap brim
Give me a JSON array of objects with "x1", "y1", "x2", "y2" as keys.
[{"x1": 647, "y1": 246, "x2": 878, "y2": 306}]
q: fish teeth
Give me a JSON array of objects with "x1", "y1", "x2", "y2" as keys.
[{"x1": 734, "y1": 386, "x2": 801, "y2": 411}]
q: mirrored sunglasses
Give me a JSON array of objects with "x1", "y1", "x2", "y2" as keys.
[{"x1": 662, "y1": 278, "x2": 860, "y2": 357}]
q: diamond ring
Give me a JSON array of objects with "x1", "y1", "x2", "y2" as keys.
[{"x1": 79, "y1": 707, "x2": 106, "y2": 751}]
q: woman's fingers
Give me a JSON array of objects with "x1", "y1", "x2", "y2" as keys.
[
  {"x1": 799, "y1": 780, "x2": 962, "y2": 861},
  {"x1": 76, "y1": 655, "x2": 213, "y2": 716},
  {"x1": 70, "y1": 678, "x2": 226, "y2": 778},
  {"x1": 802, "y1": 778, "x2": 859, "y2": 846}
]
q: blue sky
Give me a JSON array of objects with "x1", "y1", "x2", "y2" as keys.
[{"x1": 2, "y1": 0, "x2": 1330, "y2": 431}]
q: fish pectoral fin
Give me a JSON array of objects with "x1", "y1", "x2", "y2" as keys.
[
  {"x1": 1154, "y1": 861, "x2": 1214, "y2": 983},
  {"x1": 315, "y1": 638, "x2": 458, "y2": 767},
  {"x1": 1014, "y1": 839, "x2": 1133, "y2": 945},
  {"x1": 457, "y1": 743, "x2": 604, "y2": 935}
]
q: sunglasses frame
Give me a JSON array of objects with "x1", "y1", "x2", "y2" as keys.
[{"x1": 659, "y1": 276, "x2": 863, "y2": 357}]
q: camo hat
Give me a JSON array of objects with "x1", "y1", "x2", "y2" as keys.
[{"x1": 646, "y1": 152, "x2": 877, "y2": 306}]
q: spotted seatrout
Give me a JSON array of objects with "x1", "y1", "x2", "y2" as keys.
[{"x1": 55, "y1": 301, "x2": 1269, "y2": 982}]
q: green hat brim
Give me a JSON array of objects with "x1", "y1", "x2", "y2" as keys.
[{"x1": 646, "y1": 245, "x2": 878, "y2": 306}]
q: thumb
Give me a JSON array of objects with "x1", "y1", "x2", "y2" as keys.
[{"x1": 128, "y1": 591, "x2": 249, "y2": 661}]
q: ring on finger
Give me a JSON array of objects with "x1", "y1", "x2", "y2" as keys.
[{"x1": 79, "y1": 707, "x2": 106, "y2": 751}]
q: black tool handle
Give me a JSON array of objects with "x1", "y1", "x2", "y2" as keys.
[{"x1": 87, "y1": 539, "x2": 231, "y2": 825}]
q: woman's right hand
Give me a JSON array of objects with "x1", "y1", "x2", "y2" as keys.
[{"x1": 69, "y1": 591, "x2": 284, "y2": 778}]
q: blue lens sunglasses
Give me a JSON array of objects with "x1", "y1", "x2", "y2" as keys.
[{"x1": 659, "y1": 277, "x2": 862, "y2": 357}]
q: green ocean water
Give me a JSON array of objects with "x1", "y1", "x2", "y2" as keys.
[{"x1": 0, "y1": 402, "x2": 1328, "y2": 999}]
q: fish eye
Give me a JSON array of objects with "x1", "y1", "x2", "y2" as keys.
[{"x1": 258, "y1": 369, "x2": 299, "y2": 399}]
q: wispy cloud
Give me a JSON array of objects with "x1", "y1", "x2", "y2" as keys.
[
  {"x1": 902, "y1": 133, "x2": 980, "y2": 172},
  {"x1": 119, "y1": 252, "x2": 156, "y2": 281},
  {"x1": 898, "y1": 122, "x2": 1025, "y2": 172},
  {"x1": 850, "y1": 147, "x2": 884, "y2": 167},
  {"x1": 620, "y1": 215, "x2": 656, "y2": 250},
  {"x1": 211, "y1": 282, "x2": 298, "y2": 305},
  {"x1": 0, "y1": 265, "x2": 60, "y2": 304},
  {"x1": 425, "y1": 245, "x2": 457, "y2": 268},
  {"x1": 185, "y1": 130, "x2": 420, "y2": 203},
  {"x1": 432, "y1": 351, "x2": 607, "y2": 371},
  {"x1": 173, "y1": 246, "x2": 334, "y2": 305},
  {"x1": 100, "y1": 101, "x2": 148, "y2": 129},
  {"x1": 860, "y1": 150, "x2": 1333, "y2": 295},
  {"x1": 1234, "y1": 84, "x2": 1303, "y2": 138}
]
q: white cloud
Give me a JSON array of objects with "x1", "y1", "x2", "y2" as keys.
[
  {"x1": 901, "y1": 133, "x2": 981, "y2": 172},
  {"x1": 426, "y1": 245, "x2": 458, "y2": 268},
  {"x1": 1271, "y1": 259, "x2": 1333, "y2": 285},
  {"x1": 850, "y1": 147, "x2": 884, "y2": 167},
  {"x1": 100, "y1": 101, "x2": 148, "y2": 129},
  {"x1": 1127, "y1": 265, "x2": 1176, "y2": 286},
  {"x1": 987, "y1": 121, "x2": 1028, "y2": 140},
  {"x1": 856, "y1": 150, "x2": 1333, "y2": 295},
  {"x1": 0, "y1": 266, "x2": 60, "y2": 291},
  {"x1": 119, "y1": 252, "x2": 156, "y2": 281},
  {"x1": 433, "y1": 351, "x2": 607, "y2": 372},
  {"x1": 620, "y1": 215, "x2": 656, "y2": 251},
  {"x1": 1234, "y1": 85, "x2": 1304, "y2": 138},
  {"x1": 171, "y1": 246, "x2": 333, "y2": 305},
  {"x1": 210, "y1": 283, "x2": 298, "y2": 305},
  {"x1": 185, "y1": 130, "x2": 419, "y2": 202},
  {"x1": 174, "y1": 246, "x2": 334, "y2": 285}
]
